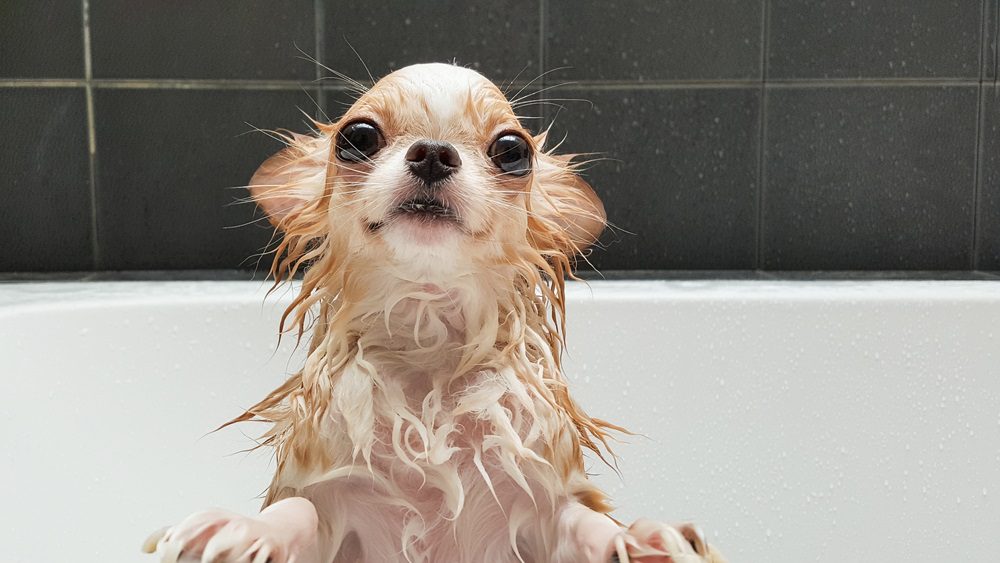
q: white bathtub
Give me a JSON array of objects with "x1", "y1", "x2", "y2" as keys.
[{"x1": 2, "y1": 280, "x2": 999, "y2": 562}]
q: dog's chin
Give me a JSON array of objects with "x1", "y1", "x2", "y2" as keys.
[
  {"x1": 369, "y1": 196, "x2": 464, "y2": 246},
  {"x1": 369, "y1": 205, "x2": 466, "y2": 271},
  {"x1": 374, "y1": 222, "x2": 466, "y2": 279}
]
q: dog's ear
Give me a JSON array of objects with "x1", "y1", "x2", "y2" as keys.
[
  {"x1": 530, "y1": 136, "x2": 606, "y2": 254},
  {"x1": 249, "y1": 131, "x2": 331, "y2": 228}
]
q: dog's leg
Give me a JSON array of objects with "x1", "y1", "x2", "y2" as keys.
[
  {"x1": 553, "y1": 503, "x2": 727, "y2": 563},
  {"x1": 551, "y1": 502, "x2": 622, "y2": 562},
  {"x1": 614, "y1": 519, "x2": 728, "y2": 563},
  {"x1": 143, "y1": 496, "x2": 319, "y2": 563}
]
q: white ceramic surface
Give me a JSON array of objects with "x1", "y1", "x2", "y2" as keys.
[{"x1": 2, "y1": 280, "x2": 998, "y2": 562}]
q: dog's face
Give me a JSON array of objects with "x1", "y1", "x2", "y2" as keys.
[
  {"x1": 330, "y1": 64, "x2": 541, "y2": 272},
  {"x1": 250, "y1": 63, "x2": 604, "y2": 281}
]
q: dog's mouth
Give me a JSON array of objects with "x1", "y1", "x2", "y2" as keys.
[
  {"x1": 367, "y1": 197, "x2": 460, "y2": 232},
  {"x1": 396, "y1": 197, "x2": 458, "y2": 219}
]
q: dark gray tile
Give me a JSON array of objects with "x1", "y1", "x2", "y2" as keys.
[
  {"x1": 548, "y1": 88, "x2": 760, "y2": 270},
  {"x1": 763, "y1": 86, "x2": 978, "y2": 270},
  {"x1": 90, "y1": 0, "x2": 315, "y2": 80},
  {"x1": 547, "y1": 0, "x2": 763, "y2": 82},
  {"x1": 0, "y1": 272, "x2": 97, "y2": 282},
  {"x1": 0, "y1": 88, "x2": 92, "y2": 272},
  {"x1": 768, "y1": 270, "x2": 998, "y2": 280},
  {"x1": 87, "y1": 269, "x2": 258, "y2": 281},
  {"x1": 0, "y1": 1, "x2": 84, "y2": 78},
  {"x1": 986, "y1": 0, "x2": 999, "y2": 80},
  {"x1": 575, "y1": 270, "x2": 774, "y2": 280},
  {"x1": 769, "y1": 1, "x2": 982, "y2": 79},
  {"x1": 979, "y1": 85, "x2": 1000, "y2": 269},
  {"x1": 93, "y1": 88, "x2": 317, "y2": 270},
  {"x1": 322, "y1": 0, "x2": 540, "y2": 84},
  {"x1": 0, "y1": 269, "x2": 266, "y2": 281}
]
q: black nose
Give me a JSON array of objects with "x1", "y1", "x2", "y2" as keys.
[{"x1": 405, "y1": 140, "x2": 462, "y2": 184}]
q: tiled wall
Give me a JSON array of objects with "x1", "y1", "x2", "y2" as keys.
[{"x1": 2, "y1": 1, "x2": 999, "y2": 274}]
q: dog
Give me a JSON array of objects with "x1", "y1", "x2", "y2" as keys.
[{"x1": 144, "y1": 62, "x2": 727, "y2": 563}]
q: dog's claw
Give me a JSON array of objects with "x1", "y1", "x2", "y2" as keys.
[
  {"x1": 143, "y1": 526, "x2": 170, "y2": 554},
  {"x1": 678, "y1": 524, "x2": 708, "y2": 555},
  {"x1": 158, "y1": 540, "x2": 183, "y2": 563},
  {"x1": 616, "y1": 519, "x2": 722, "y2": 563},
  {"x1": 612, "y1": 534, "x2": 630, "y2": 563},
  {"x1": 250, "y1": 542, "x2": 272, "y2": 563}
]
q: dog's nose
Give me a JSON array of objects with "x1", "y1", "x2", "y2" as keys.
[{"x1": 405, "y1": 140, "x2": 462, "y2": 184}]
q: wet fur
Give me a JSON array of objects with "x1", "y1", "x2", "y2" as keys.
[
  {"x1": 231, "y1": 64, "x2": 618, "y2": 561},
  {"x1": 146, "y1": 63, "x2": 726, "y2": 563}
]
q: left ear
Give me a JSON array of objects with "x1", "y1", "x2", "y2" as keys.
[
  {"x1": 249, "y1": 131, "x2": 331, "y2": 228},
  {"x1": 530, "y1": 135, "x2": 606, "y2": 254}
]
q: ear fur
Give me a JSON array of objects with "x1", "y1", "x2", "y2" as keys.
[
  {"x1": 530, "y1": 133, "x2": 606, "y2": 254},
  {"x1": 249, "y1": 130, "x2": 331, "y2": 227}
]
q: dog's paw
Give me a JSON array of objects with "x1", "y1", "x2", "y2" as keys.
[
  {"x1": 612, "y1": 520, "x2": 726, "y2": 563},
  {"x1": 142, "y1": 509, "x2": 290, "y2": 563}
]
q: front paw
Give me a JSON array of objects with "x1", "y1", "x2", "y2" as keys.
[
  {"x1": 143, "y1": 509, "x2": 290, "y2": 563},
  {"x1": 613, "y1": 520, "x2": 726, "y2": 563}
]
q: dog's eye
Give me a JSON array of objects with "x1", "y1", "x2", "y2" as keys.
[
  {"x1": 488, "y1": 133, "x2": 532, "y2": 176},
  {"x1": 336, "y1": 120, "x2": 385, "y2": 162}
]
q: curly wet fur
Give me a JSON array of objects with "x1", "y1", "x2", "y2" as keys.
[{"x1": 221, "y1": 64, "x2": 626, "y2": 561}]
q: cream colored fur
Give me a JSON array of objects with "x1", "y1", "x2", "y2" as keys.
[{"x1": 145, "y1": 63, "x2": 725, "y2": 563}]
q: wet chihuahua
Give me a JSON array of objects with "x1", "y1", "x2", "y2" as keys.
[{"x1": 144, "y1": 63, "x2": 727, "y2": 563}]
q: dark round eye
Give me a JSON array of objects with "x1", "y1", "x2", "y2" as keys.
[
  {"x1": 336, "y1": 120, "x2": 385, "y2": 162},
  {"x1": 488, "y1": 133, "x2": 532, "y2": 176}
]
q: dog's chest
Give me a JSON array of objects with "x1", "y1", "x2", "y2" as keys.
[
  {"x1": 302, "y1": 371, "x2": 567, "y2": 562},
  {"x1": 305, "y1": 416, "x2": 563, "y2": 563},
  {"x1": 291, "y1": 294, "x2": 570, "y2": 561}
]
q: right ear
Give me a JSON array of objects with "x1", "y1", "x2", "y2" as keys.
[
  {"x1": 529, "y1": 132, "x2": 606, "y2": 254},
  {"x1": 249, "y1": 131, "x2": 331, "y2": 228}
]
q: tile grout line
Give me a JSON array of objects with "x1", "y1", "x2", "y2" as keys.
[
  {"x1": 755, "y1": 0, "x2": 770, "y2": 269},
  {"x1": 765, "y1": 78, "x2": 980, "y2": 88},
  {"x1": 314, "y1": 0, "x2": 327, "y2": 121},
  {"x1": 0, "y1": 79, "x2": 367, "y2": 91},
  {"x1": 539, "y1": 79, "x2": 981, "y2": 90},
  {"x1": 81, "y1": 0, "x2": 100, "y2": 269},
  {"x1": 0, "y1": 77, "x2": 986, "y2": 90},
  {"x1": 0, "y1": 79, "x2": 88, "y2": 87}
]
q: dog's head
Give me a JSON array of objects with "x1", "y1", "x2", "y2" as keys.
[
  {"x1": 243, "y1": 64, "x2": 619, "y2": 473},
  {"x1": 250, "y1": 63, "x2": 604, "y2": 286}
]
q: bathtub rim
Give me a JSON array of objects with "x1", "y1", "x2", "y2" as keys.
[{"x1": 2, "y1": 278, "x2": 999, "y2": 319}]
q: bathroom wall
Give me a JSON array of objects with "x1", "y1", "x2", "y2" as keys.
[{"x1": 2, "y1": 1, "x2": 998, "y2": 275}]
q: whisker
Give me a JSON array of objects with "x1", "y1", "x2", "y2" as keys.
[
  {"x1": 509, "y1": 66, "x2": 573, "y2": 105},
  {"x1": 299, "y1": 87, "x2": 331, "y2": 123},
  {"x1": 500, "y1": 62, "x2": 534, "y2": 95},
  {"x1": 510, "y1": 80, "x2": 580, "y2": 106},
  {"x1": 293, "y1": 45, "x2": 369, "y2": 94},
  {"x1": 301, "y1": 46, "x2": 369, "y2": 92},
  {"x1": 343, "y1": 37, "x2": 376, "y2": 85}
]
